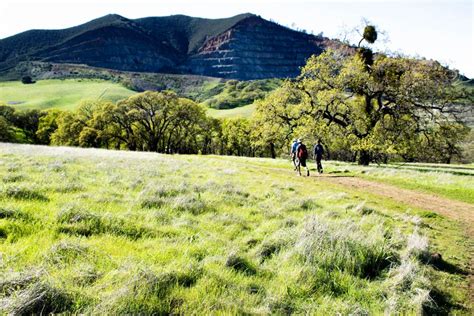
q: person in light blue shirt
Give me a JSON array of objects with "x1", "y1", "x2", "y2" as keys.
[{"x1": 290, "y1": 139, "x2": 298, "y2": 170}]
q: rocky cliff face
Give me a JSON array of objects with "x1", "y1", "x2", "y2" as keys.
[
  {"x1": 0, "y1": 14, "x2": 345, "y2": 80},
  {"x1": 187, "y1": 16, "x2": 330, "y2": 79}
]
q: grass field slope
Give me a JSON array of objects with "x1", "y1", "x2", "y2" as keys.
[
  {"x1": 0, "y1": 78, "x2": 261, "y2": 117},
  {"x1": 0, "y1": 143, "x2": 471, "y2": 314},
  {"x1": 0, "y1": 79, "x2": 135, "y2": 110}
]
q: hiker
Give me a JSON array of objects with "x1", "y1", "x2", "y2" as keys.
[
  {"x1": 295, "y1": 139, "x2": 310, "y2": 176},
  {"x1": 290, "y1": 139, "x2": 298, "y2": 170},
  {"x1": 313, "y1": 139, "x2": 324, "y2": 174}
]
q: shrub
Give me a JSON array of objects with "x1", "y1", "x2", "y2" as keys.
[{"x1": 21, "y1": 76, "x2": 35, "y2": 84}]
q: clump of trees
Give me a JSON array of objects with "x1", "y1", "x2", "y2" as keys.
[
  {"x1": 255, "y1": 25, "x2": 472, "y2": 164},
  {"x1": 0, "y1": 91, "x2": 261, "y2": 156}
]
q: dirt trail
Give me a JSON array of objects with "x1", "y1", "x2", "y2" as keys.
[
  {"x1": 320, "y1": 175, "x2": 474, "y2": 228},
  {"x1": 317, "y1": 174, "x2": 474, "y2": 306}
]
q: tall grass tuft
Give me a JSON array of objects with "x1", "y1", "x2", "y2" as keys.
[
  {"x1": 2, "y1": 186, "x2": 48, "y2": 201},
  {"x1": 94, "y1": 265, "x2": 201, "y2": 314},
  {"x1": 57, "y1": 206, "x2": 155, "y2": 239},
  {"x1": 296, "y1": 216, "x2": 395, "y2": 278},
  {"x1": 225, "y1": 253, "x2": 257, "y2": 275},
  {"x1": 0, "y1": 281, "x2": 73, "y2": 315}
]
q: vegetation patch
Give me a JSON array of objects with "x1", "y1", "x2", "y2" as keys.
[
  {"x1": 2, "y1": 186, "x2": 48, "y2": 201},
  {"x1": 296, "y1": 216, "x2": 396, "y2": 278},
  {"x1": 57, "y1": 206, "x2": 155, "y2": 239},
  {"x1": 0, "y1": 281, "x2": 74, "y2": 315},
  {"x1": 225, "y1": 253, "x2": 257, "y2": 275},
  {"x1": 0, "y1": 144, "x2": 470, "y2": 314}
]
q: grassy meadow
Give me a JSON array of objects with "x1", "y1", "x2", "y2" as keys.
[
  {"x1": 0, "y1": 79, "x2": 257, "y2": 118},
  {"x1": 0, "y1": 79, "x2": 135, "y2": 110},
  {"x1": 0, "y1": 143, "x2": 471, "y2": 314},
  {"x1": 207, "y1": 103, "x2": 255, "y2": 118},
  {"x1": 324, "y1": 162, "x2": 474, "y2": 204}
]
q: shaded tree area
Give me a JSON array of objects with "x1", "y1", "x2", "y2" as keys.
[
  {"x1": 0, "y1": 91, "x2": 258, "y2": 157},
  {"x1": 0, "y1": 105, "x2": 44, "y2": 143}
]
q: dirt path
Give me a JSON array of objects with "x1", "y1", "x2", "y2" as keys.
[
  {"x1": 318, "y1": 174, "x2": 474, "y2": 307},
  {"x1": 320, "y1": 175, "x2": 474, "y2": 227}
]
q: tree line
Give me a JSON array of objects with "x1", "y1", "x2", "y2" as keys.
[{"x1": 0, "y1": 91, "x2": 262, "y2": 157}]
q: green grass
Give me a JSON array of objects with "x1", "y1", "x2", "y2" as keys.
[
  {"x1": 207, "y1": 103, "x2": 255, "y2": 118},
  {"x1": 322, "y1": 161, "x2": 474, "y2": 204},
  {"x1": 0, "y1": 79, "x2": 135, "y2": 110},
  {"x1": 200, "y1": 79, "x2": 281, "y2": 109},
  {"x1": 0, "y1": 78, "x2": 260, "y2": 118},
  {"x1": 0, "y1": 144, "x2": 471, "y2": 314}
]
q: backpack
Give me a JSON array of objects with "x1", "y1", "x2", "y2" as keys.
[{"x1": 297, "y1": 144, "x2": 308, "y2": 159}]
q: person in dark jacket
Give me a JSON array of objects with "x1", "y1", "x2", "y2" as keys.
[{"x1": 313, "y1": 140, "x2": 324, "y2": 174}]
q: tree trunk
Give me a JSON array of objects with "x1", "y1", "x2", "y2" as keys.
[
  {"x1": 270, "y1": 142, "x2": 276, "y2": 159},
  {"x1": 358, "y1": 150, "x2": 371, "y2": 165}
]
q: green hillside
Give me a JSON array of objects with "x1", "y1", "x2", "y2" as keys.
[
  {"x1": 0, "y1": 78, "x2": 263, "y2": 117},
  {"x1": 0, "y1": 143, "x2": 471, "y2": 314},
  {"x1": 0, "y1": 79, "x2": 135, "y2": 110},
  {"x1": 207, "y1": 103, "x2": 255, "y2": 118}
]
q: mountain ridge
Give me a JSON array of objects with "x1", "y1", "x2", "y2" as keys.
[{"x1": 0, "y1": 13, "x2": 343, "y2": 80}]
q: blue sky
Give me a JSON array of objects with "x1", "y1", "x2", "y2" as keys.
[{"x1": 1, "y1": 0, "x2": 472, "y2": 77}]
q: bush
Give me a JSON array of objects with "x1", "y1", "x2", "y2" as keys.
[{"x1": 21, "y1": 76, "x2": 35, "y2": 84}]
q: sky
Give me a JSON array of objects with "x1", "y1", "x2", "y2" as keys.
[{"x1": 0, "y1": 0, "x2": 472, "y2": 77}]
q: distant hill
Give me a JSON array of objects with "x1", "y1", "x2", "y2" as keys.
[{"x1": 0, "y1": 13, "x2": 345, "y2": 80}]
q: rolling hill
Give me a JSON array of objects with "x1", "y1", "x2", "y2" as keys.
[{"x1": 0, "y1": 13, "x2": 345, "y2": 80}]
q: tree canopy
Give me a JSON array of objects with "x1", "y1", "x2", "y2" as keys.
[{"x1": 255, "y1": 25, "x2": 472, "y2": 164}]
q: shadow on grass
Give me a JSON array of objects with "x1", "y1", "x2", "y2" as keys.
[
  {"x1": 430, "y1": 258, "x2": 469, "y2": 276},
  {"x1": 423, "y1": 287, "x2": 468, "y2": 315}
]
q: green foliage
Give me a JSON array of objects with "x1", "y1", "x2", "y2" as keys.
[
  {"x1": 0, "y1": 116, "x2": 15, "y2": 142},
  {"x1": 256, "y1": 49, "x2": 472, "y2": 164},
  {"x1": 21, "y1": 76, "x2": 34, "y2": 84},
  {"x1": 201, "y1": 79, "x2": 281, "y2": 109},
  {"x1": 221, "y1": 118, "x2": 254, "y2": 156},
  {"x1": 362, "y1": 25, "x2": 377, "y2": 44}
]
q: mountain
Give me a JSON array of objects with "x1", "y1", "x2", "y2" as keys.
[{"x1": 0, "y1": 13, "x2": 345, "y2": 80}]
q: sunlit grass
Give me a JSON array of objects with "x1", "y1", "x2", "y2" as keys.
[
  {"x1": 0, "y1": 79, "x2": 135, "y2": 110},
  {"x1": 0, "y1": 143, "x2": 471, "y2": 314}
]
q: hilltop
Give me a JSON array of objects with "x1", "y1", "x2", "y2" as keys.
[{"x1": 0, "y1": 13, "x2": 345, "y2": 80}]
